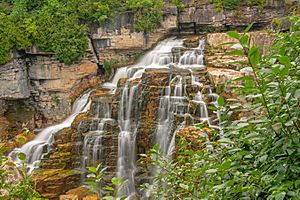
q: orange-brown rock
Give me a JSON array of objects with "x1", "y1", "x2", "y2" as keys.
[
  {"x1": 33, "y1": 169, "x2": 82, "y2": 200},
  {"x1": 0, "y1": 116, "x2": 9, "y2": 143},
  {"x1": 82, "y1": 194, "x2": 100, "y2": 200},
  {"x1": 59, "y1": 186, "x2": 100, "y2": 200},
  {"x1": 176, "y1": 126, "x2": 213, "y2": 151}
]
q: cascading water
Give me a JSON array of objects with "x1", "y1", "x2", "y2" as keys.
[
  {"x1": 116, "y1": 82, "x2": 139, "y2": 197},
  {"x1": 11, "y1": 37, "x2": 220, "y2": 199},
  {"x1": 9, "y1": 91, "x2": 92, "y2": 173},
  {"x1": 101, "y1": 37, "x2": 219, "y2": 199},
  {"x1": 82, "y1": 98, "x2": 113, "y2": 168}
]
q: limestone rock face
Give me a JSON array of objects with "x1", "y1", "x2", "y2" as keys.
[
  {"x1": 33, "y1": 169, "x2": 82, "y2": 200},
  {"x1": 205, "y1": 31, "x2": 276, "y2": 85},
  {"x1": 0, "y1": 59, "x2": 30, "y2": 99},
  {"x1": 0, "y1": 55, "x2": 99, "y2": 143},
  {"x1": 29, "y1": 58, "x2": 98, "y2": 126}
]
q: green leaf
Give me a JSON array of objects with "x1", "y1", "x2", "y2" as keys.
[
  {"x1": 179, "y1": 183, "x2": 189, "y2": 190},
  {"x1": 17, "y1": 136, "x2": 26, "y2": 143},
  {"x1": 18, "y1": 152, "x2": 26, "y2": 161},
  {"x1": 86, "y1": 166, "x2": 97, "y2": 173},
  {"x1": 195, "y1": 123, "x2": 207, "y2": 128},
  {"x1": 274, "y1": 192, "x2": 286, "y2": 200},
  {"x1": 112, "y1": 177, "x2": 123, "y2": 186},
  {"x1": 228, "y1": 49, "x2": 245, "y2": 56},
  {"x1": 248, "y1": 47, "x2": 261, "y2": 67},
  {"x1": 239, "y1": 35, "x2": 249, "y2": 47},
  {"x1": 103, "y1": 196, "x2": 114, "y2": 200},
  {"x1": 205, "y1": 169, "x2": 218, "y2": 173},
  {"x1": 104, "y1": 186, "x2": 115, "y2": 191},
  {"x1": 84, "y1": 181, "x2": 97, "y2": 187},
  {"x1": 219, "y1": 161, "x2": 231, "y2": 170},
  {"x1": 244, "y1": 22, "x2": 254, "y2": 33},
  {"x1": 208, "y1": 106, "x2": 218, "y2": 111},
  {"x1": 227, "y1": 31, "x2": 240, "y2": 40},
  {"x1": 278, "y1": 56, "x2": 291, "y2": 68},
  {"x1": 87, "y1": 173, "x2": 96, "y2": 178},
  {"x1": 217, "y1": 96, "x2": 225, "y2": 106}
]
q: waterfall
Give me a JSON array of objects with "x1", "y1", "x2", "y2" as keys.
[
  {"x1": 10, "y1": 37, "x2": 220, "y2": 199},
  {"x1": 116, "y1": 82, "x2": 139, "y2": 198},
  {"x1": 9, "y1": 91, "x2": 92, "y2": 173},
  {"x1": 92, "y1": 37, "x2": 219, "y2": 198}
]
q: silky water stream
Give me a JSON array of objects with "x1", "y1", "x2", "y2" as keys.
[{"x1": 9, "y1": 91, "x2": 93, "y2": 173}]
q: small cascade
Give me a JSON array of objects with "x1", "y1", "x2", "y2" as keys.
[
  {"x1": 82, "y1": 98, "x2": 113, "y2": 169},
  {"x1": 9, "y1": 91, "x2": 92, "y2": 173},
  {"x1": 154, "y1": 76, "x2": 188, "y2": 155},
  {"x1": 117, "y1": 81, "x2": 140, "y2": 198}
]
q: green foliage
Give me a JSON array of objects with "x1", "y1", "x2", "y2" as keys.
[
  {"x1": 171, "y1": 0, "x2": 185, "y2": 11},
  {"x1": 0, "y1": 0, "x2": 166, "y2": 65},
  {"x1": 213, "y1": 0, "x2": 266, "y2": 11},
  {"x1": 32, "y1": 1, "x2": 88, "y2": 64},
  {"x1": 143, "y1": 16, "x2": 300, "y2": 199},
  {"x1": 103, "y1": 60, "x2": 113, "y2": 76},
  {"x1": 125, "y1": 0, "x2": 165, "y2": 33},
  {"x1": 0, "y1": 144, "x2": 45, "y2": 200},
  {"x1": 84, "y1": 163, "x2": 127, "y2": 199},
  {"x1": 0, "y1": 11, "x2": 32, "y2": 64}
]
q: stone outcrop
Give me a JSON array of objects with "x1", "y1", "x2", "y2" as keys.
[
  {"x1": 29, "y1": 58, "x2": 99, "y2": 126},
  {"x1": 33, "y1": 169, "x2": 82, "y2": 200},
  {"x1": 59, "y1": 186, "x2": 99, "y2": 200},
  {"x1": 205, "y1": 31, "x2": 276, "y2": 85},
  {"x1": 0, "y1": 56, "x2": 99, "y2": 143},
  {"x1": 178, "y1": 0, "x2": 292, "y2": 30},
  {"x1": 0, "y1": 59, "x2": 30, "y2": 99},
  {"x1": 176, "y1": 126, "x2": 213, "y2": 151}
]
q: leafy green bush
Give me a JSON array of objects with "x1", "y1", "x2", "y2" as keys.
[
  {"x1": 143, "y1": 16, "x2": 300, "y2": 199},
  {"x1": 125, "y1": 0, "x2": 165, "y2": 34},
  {"x1": 0, "y1": 144, "x2": 45, "y2": 200}
]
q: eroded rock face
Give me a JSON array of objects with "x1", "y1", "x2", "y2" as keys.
[
  {"x1": 179, "y1": 0, "x2": 291, "y2": 29},
  {"x1": 0, "y1": 59, "x2": 30, "y2": 99},
  {"x1": 0, "y1": 56, "x2": 99, "y2": 143},
  {"x1": 33, "y1": 169, "x2": 82, "y2": 200},
  {"x1": 28, "y1": 58, "x2": 98, "y2": 126},
  {"x1": 205, "y1": 31, "x2": 276, "y2": 86}
]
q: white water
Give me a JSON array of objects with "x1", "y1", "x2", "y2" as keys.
[
  {"x1": 82, "y1": 99, "x2": 113, "y2": 168},
  {"x1": 9, "y1": 91, "x2": 92, "y2": 173},
  {"x1": 10, "y1": 37, "x2": 219, "y2": 198}
]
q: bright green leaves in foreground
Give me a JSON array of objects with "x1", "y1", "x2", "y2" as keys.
[{"x1": 0, "y1": 144, "x2": 45, "y2": 200}]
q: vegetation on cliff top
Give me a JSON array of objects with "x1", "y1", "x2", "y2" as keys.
[{"x1": 0, "y1": 0, "x2": 171, "y2": 65}]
